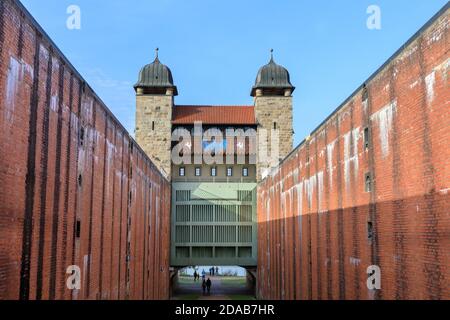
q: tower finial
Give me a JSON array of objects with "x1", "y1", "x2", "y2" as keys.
[
  {"x1": 270, "y1": 48, "x2": 274, "y2": 62},
  {"x1": 155, "y1": 47, "x2": 159, "y2": 62}
]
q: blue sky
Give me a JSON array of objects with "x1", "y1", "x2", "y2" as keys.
[{"x1": 21, "y1": 0, "x2": 447, "y2": 146}]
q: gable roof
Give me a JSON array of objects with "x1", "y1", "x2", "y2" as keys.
[{"x1": 172, "y1": 105, "x2": 256, "y2": 125}]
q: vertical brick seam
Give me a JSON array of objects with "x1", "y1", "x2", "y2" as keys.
[
  {"x1": 349, "y1": 103, "x2": 360, "y2": 299},
  {"x1": 314, "y1": 139, "x2": 321, "y2": 299},
  {"x1": 35, "y1": 50, "x2": 53, "y2": 300},
  {"x1": 85, "y1": 104, "x2": 97, "y2": 298},
  {"x1": 98, "y1": 116, "x2": 108, "y2": 296},
  {"x1": 108, "y1": 125, "x2": 117, "y2": 297},
  {"x1": 116, "y1": 133, "x2": 125, "y2": 299},
  {"x1": 334, "y1": 117, "x2": 346, "y2": 299},
  {"x1": 19, "y1": 28, "x2": 41, "y2": 302},
  {"x1": 49, "y1": 63, "x2": 65, "y2": 299},
  {"x1": 70, "y1": 80, "x2": 82, "y2": 270},
  {"x1": 417, "y1": 36, "x2": 441, "y2": 299},
  {"x1": 323, "y1": 129, "x2": 332, "y2": 299},
  {"x1": 59, "y1": 74, "x2": 74, "y2": 299},
  {"x1": 363, "y1": 83, "x2": 381, "y2": 300}
]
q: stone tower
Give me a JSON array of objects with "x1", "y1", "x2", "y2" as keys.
[
  {"x1": 134, "y1": 49, "x2": 177, "y2": 177},
  {"x1": 252, "y1": 50, "x2": 294, "y2": 180}
]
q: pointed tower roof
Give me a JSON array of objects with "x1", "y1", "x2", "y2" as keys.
[
  {"x1": 134, "y1": 48, "x2": 178, "y2": 95},
  {"x1": 251, "y1": 49, "x2": 295, "y2": 96}
]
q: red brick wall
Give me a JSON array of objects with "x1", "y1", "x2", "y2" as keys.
[
  {"x1": 0, "y1": 0, "x2": 171, "y2": 300},
  {"x1": 257, "y1": 5, "x2": 449, "y2": 300}
]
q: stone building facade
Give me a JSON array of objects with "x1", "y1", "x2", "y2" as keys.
[
  {"x1": 134, "y1": 50, "x2": 295, "y2": 266},
  {"x1": 135, "y1": 50, "x2": 295, "y2": 181}
]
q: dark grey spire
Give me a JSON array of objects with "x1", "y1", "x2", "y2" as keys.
[
  {"x1": 134, "y1": 48, "x2": 178, "y2": 95},
  {"x1": 251, "y1": 49, "x2": 295, "y2": 97}
]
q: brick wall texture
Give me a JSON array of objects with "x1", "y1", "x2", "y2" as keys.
[
  {"x1": 257, "y1": 5, "x2": 449, "y2": 300},
  {"x1": 0, "y1": 0, "x2": 171, "y2": 300}
]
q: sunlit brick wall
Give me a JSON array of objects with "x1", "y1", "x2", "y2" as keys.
[
  {"x1": 0, "y1": 0, "x2": 171, "y2": 300},
  {"x1": 257, "y1": 5, "x2": 449, "y2": 300}
]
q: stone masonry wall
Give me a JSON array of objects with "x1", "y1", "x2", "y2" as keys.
[
  {"x1": 255, "y1": 96, "x2": 293, "y2": 181},
  {"x1": 135, "y1": 94, "x2": 173, "y2": 178}
]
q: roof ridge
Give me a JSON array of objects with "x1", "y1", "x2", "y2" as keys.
[{"x1": 172, "y1": 105, "x2": 256, "y2": 125}]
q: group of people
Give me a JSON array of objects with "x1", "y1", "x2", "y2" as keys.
[
  {"x1": 201, "y1": 278, "x2": 212, "y2": 295},
  {"x1": 209, "y1": 266, "x2": 219, "y2": 276},
  {"x1": 192, "y1": 267, "x2": 219, "y2": 295}
]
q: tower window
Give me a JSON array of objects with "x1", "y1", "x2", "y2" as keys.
[
  {"x1": 152, "y1": 121, "x2": 155, "y2": 131},
  {"x1": 211, "y1": 167, "x2": 217, "y2": 177},
  {"x1": 79, "y1": 127, "x2": 85, "y2": 146},
  {"x1": 227, "y1": 167, "x2": 233, "y2": 177},
  {"x1": 273, "y1": 122, "x2": 277, "y2": 130},
  {"x1": 364, "y1": 127, "x2": 370, "y2": 150},
  {"x1": 367, "y1": 221, "x2": 374, "y2": 241},
  {"x1": 195, "y1": 167, "x2": 201, "y2": 176},
  {"x1": 365, "y1": 172, "x2": 372, "y2": 192},
  {"x1": 179, "y1": 167, "x2": 185, "y2": 176},
  {"x1": 362, "y1": 84, "x2": 369, "y2": 101},
  {"x1": 75, "y1": 220, "x2": 81, "y2": 238},
  {"x1": 242, "y1": 167, "x2": 249, "y2": 177}
]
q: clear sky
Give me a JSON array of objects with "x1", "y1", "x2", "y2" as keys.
[{"x1": 21, "y1": 0, "x2": 447, "y2": 146}]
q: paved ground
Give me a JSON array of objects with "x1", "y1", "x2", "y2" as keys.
[{"x1": 172, "y1": 276, "x2": 254, "y2": 300}]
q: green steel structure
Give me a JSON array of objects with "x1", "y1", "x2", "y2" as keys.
[{"x1": 171, "y1": 182, "x2": 257, "y2": 266}]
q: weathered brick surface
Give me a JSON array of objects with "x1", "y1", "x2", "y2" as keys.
[
  {"x1": 0, "y1": 0, "x2": 170, "y2": 300},
  {"x1": 257, "y1": 4, "x2": 449, "y2": 300}
]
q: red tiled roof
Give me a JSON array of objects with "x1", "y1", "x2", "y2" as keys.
[{"x1": 172, "y1": 105, "x2": 256, "y2": 125}]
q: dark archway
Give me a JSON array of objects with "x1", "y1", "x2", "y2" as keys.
[{"x1": 170, "y1": 266, "x2": 256, "y2": 300}]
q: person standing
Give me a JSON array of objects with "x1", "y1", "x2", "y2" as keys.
[
  {"x1": 202, "y1": 279, "x2": 207, "y2": 295},
  {"x1": 206, "y1": 277, "x2": 212, "y2": 295}
]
